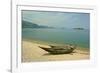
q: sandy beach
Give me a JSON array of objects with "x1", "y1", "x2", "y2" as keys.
[{"x1": 22, "y1": 40, "x2": 90, "y2": 62}]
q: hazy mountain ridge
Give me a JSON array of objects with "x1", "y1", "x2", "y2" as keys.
[{"x1": 22, "y1": 20, "x2": 53, "y2": 28}]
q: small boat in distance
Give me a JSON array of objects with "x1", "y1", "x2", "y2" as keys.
[{"x1": 39, "y1": 44, "x2": 76, "y2": 54}]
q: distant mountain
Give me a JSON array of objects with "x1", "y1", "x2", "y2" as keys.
[
  {"x1": 73, "y1": 27, "x2": 85, "y2": 30},
  {"x1": 22, "y1": 20, "x2": 53, "y2": 28}
]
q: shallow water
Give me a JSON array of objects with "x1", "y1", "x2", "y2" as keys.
[{"x1": 22, "y1": 28, "x2": 90, "y2": 49}]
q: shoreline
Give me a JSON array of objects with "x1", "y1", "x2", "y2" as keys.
[
  {"x1": 22, "y1": 39, "x2": 90, "y2": 62},
  {"x1": 22, "y1": 38, "x2": 89, "y2": 51}
]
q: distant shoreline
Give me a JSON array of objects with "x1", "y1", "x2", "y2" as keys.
[{"x1": 22, "y1": 39, "x2": 90, "y2": 62}]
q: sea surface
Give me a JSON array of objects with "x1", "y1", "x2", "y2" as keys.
[{"x1": 22, "y1": 28, "x2": 90, "y2": 49}]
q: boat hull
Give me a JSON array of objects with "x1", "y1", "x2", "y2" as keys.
[{"x1": 39, "y1": 45, "x2": 76, "y2": 54}]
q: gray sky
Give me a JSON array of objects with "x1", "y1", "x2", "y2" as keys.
[{"x1": 22, "y1": 10, "x2": 90, "y2": 29}]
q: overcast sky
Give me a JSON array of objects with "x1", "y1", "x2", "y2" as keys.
[{"x1": 22, "y1": 10, "x2": 90, "y2": 29}]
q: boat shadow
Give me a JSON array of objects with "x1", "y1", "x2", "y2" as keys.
[{"x1": 42, "y1": 51, "x2": 77, "y2": 56}]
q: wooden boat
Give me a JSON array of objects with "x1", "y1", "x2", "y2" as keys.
[{"x1": 39, "y1": 44, "x2": 76, "y2": 54}]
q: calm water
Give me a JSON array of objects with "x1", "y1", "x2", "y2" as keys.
[{"x1": 22, "y1": 28, "x2": 90, "y2": 48}]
